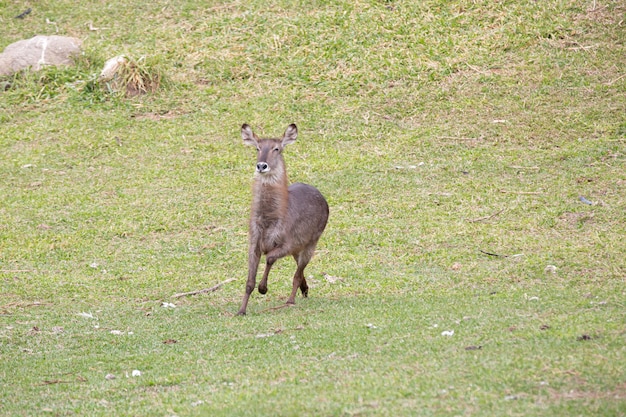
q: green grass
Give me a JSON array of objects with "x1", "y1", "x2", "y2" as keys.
[{"x1": 1, "y1": 0, "x2": 625, "y2": 415}]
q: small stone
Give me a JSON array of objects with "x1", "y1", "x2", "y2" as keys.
[{"x1": 544, "y1": 265, "x2": 557, "y2": 274}]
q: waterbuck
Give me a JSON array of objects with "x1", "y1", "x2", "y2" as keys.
[{"x1": 237, "y1": 123, "x2": 329, "y2": 315}]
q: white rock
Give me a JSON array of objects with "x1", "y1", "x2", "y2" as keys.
[
  {"x1": 99, "y1": 55, "x2": 127, "y2": 82},
  {"x1": 0, "y1": 35, "x2": 82, "y2": 76}
]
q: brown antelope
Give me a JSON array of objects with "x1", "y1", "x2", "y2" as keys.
[{"x1": 237, "y1": 123, "x2": 329, "y2": 316}]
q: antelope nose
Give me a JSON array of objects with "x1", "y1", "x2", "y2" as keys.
[{"x1": 256, "y1": 162, "x2": 269, "y2": 172}]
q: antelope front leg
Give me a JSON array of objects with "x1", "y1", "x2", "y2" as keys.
[
  {"x1": 259, "y1": 246, "x2": 291, "y2": 295},
  {"x1": 237, "y1": 244, "x2": 261, "y2": 316},
  {"x1": 257, "y1": 258, "x2": 275, "y2": 295}
]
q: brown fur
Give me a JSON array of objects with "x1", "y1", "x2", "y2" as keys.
[{"x1": 237, "y1": 124, "x2": 329, "y2": 315}]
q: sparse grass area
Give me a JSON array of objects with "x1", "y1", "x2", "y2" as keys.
[{"x1": 1, "y1": 0, "x2": 625, "y2": 415}]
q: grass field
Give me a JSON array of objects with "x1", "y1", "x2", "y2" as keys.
[{"x1": 1, "y1": 1, "x2": 625, "y2": 415}]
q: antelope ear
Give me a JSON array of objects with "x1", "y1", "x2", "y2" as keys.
[
  {"x1": 241, "y1": 124, "x2": 259, "y2": 147},
  {"x1": 281, "y1": 124, "x2": 298, "y2": 147}
]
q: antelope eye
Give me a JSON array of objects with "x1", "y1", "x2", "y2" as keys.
[{"x1": 273, "y1": 148, "x2": 280, "y2": 152}]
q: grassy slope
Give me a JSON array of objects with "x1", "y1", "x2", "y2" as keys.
[{"x1": 1, "y1": 1, "x2": 625, "y2": 415}]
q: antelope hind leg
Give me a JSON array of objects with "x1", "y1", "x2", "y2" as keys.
[{"x1": 287, "y1": 264, "x2": 307, "y2": 305}]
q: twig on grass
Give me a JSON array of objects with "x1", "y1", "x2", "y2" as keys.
[
  {"x1": 40, "y1": 380, "x2": 73, "y2": 385},
  {"x1": 500, "y1": 190, "x2": 544, "y2": 195},
  {"x1": 508, "y1": 166, "x2": 540, "y2": 170},
  {"x1": 14, "y1": 8, "x2": 31, "y2": 19},
  {"x1": 467, "y1": 209, "x2": 505, "y2": 223},
  {"x1": 606, "y1": 74, "x2": 626, "y2": 86},
  {"x1": 260, "y1": 304, "x2": 294, "y2": 314},
  {"x1": 566, "y1": 43, "x2": 599, "y2": 51},
  {"x1": 171, "y1": 278, "x2": 236, "y2": 298},
  {"x1": 1, "y1": 301, "x2": 52, "y2": 309},
  {"x1": 479, "y1": 249, "x2": 508, "y2": 258},
  {"x1": 466, "y1": 64, "x2": 491, "y2": 75},
  {"x1": 436, "y1": 135, "x2": 481, "y2": 141}
]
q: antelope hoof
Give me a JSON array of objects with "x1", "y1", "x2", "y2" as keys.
[
  {"x1": 300, "y1": 286, "x2": 309, "y2": 298},
  {"x1": 236, "y1": 310, "x2": 246, "y2": 316},
  {"x1": 258, "y1": 284, "x2": 268, "y2": 295}
]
